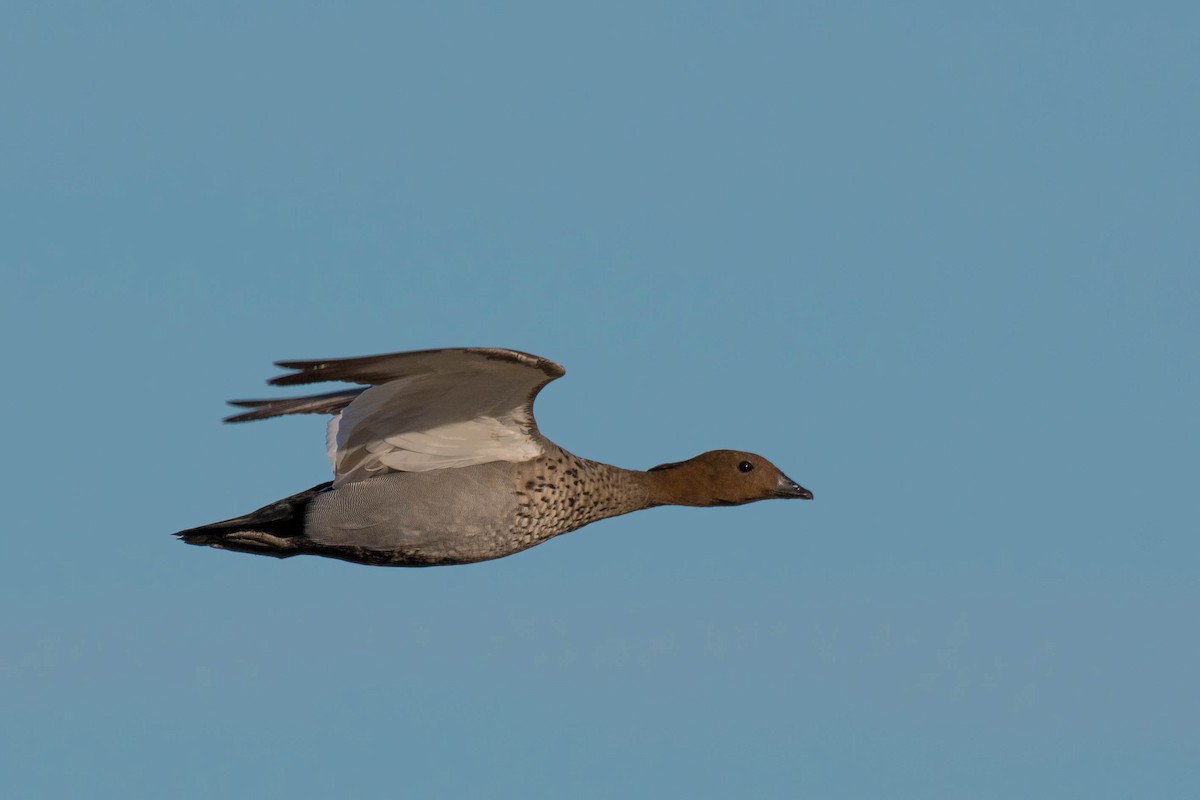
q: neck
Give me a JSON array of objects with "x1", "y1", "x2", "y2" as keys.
[
  {"x1": 544, "y1": 453, "x2": 656, "y2": 523},
  {"x1": 641, "y1": 464, "x2": 718, "y2": 507},
  {"x1": 571, "y1": 459, "x2": 710, "y2": 510}
]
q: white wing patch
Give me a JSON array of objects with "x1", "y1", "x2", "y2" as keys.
[
  {"x1": 370, "y1": 417, "x2": 541, "y2": 472},
  {"x1": 328, "y1": 369, "x2": 548, "y2": 486},
  {"x1": 325, "y1": 414, "x2": 342, "y2": 472}
]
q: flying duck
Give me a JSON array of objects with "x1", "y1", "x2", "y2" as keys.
[{"x1": 175, "y1": 347, "x2": 812, "y2": 566}]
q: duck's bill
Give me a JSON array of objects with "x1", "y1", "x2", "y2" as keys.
[{"x1": 775, "y1": 476, "x2": 814, "y2": 500}]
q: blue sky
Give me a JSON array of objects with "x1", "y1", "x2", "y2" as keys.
[{"x1": 2, "y1": 2, "x2": 1197, "y2": 797}]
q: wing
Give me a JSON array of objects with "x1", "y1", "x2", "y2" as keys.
[{"x1": 226, "y1": 347, "x2": 565, "y2": 487}]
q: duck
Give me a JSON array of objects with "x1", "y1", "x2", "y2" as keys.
[{"x1": 174, "y1": 347, "x2": 812, "y2": 567}]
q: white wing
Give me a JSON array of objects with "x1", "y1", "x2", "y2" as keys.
[{"x1": 228, "y1": 348, "x2": 565, "y2": 487}]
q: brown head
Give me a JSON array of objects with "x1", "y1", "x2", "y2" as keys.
[{"x1": 643, "y1": 449, "x2": 813, "y2": 507}]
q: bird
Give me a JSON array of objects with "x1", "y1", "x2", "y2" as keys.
[{"x1": 174, "y1": 347, "x2": 812, "y2": 567}]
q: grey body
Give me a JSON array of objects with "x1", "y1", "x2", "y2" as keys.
[
  {"x1": 307, "y1": 464, "x2": 522, "y2": 563},
  {"x1": 308, "y1": 448, "x2": 653, "y2": 565},
  {"x1": 180, "y1": 445, "x2": 655, "y2": 567}
]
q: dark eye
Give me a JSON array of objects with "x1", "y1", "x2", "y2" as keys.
[{"x1": 738, "y1": 461, "x2": 754, "y2": 473}]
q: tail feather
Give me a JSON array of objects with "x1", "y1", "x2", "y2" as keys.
[{"x1": 174, "y1": 482, "x2": 332, "y2": 558}]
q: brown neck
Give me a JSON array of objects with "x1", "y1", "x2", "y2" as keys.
[{"x1": 641, "y1": 465, "x2": 721, "y2": 507}]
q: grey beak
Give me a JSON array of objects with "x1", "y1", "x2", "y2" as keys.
[{"x1": 775, "y1": 474, "x2": 813, "y2": 500}]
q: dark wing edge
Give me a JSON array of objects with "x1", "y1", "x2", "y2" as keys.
[
  {"x1": 268, "y1": 347, "x2": 566, "y2": 387},
  {"x1": 224, "y1": 347, "x2": 566, "y2": 424}
]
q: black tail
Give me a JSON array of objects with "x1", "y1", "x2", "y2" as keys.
[{"x1": 174, "y1": 482, "x2": 332, "y2": 559}]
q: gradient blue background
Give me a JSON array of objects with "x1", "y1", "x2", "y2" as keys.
[{"x1": 3, "y1": 2, "x2": 1197, "y2": 797}]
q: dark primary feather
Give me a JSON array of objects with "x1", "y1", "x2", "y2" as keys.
[{"x1": 224, "y1": 388, "x2": 366, "y2": 423}]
